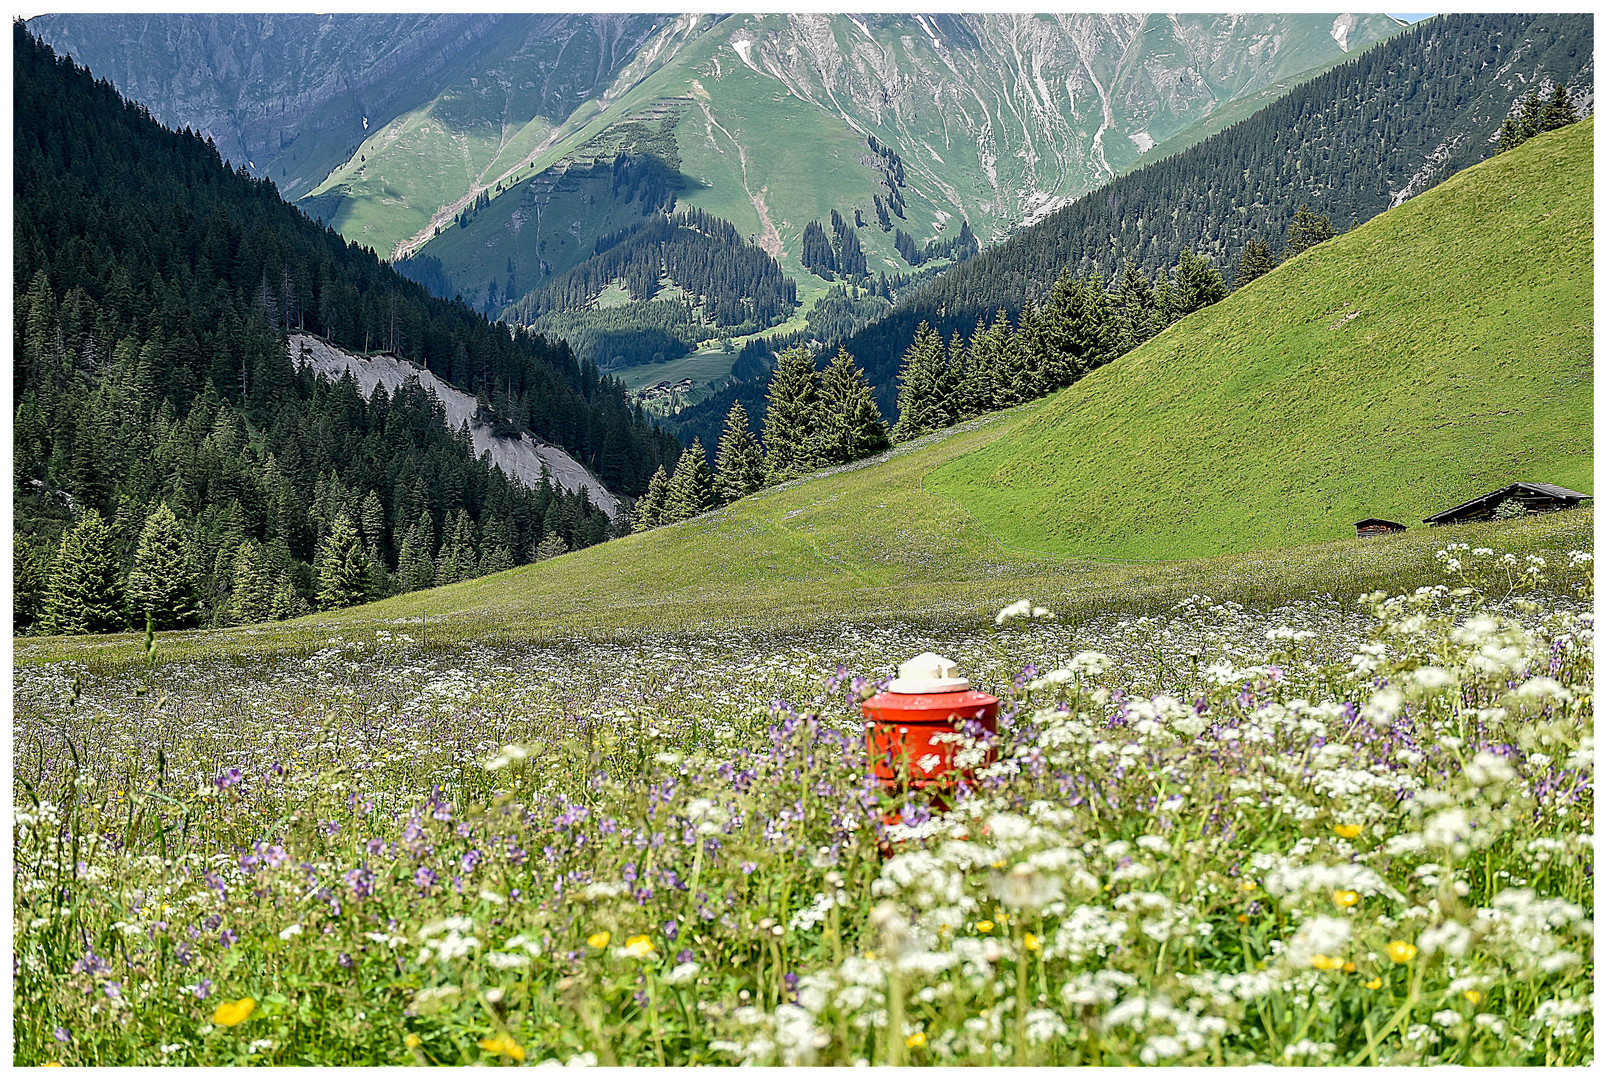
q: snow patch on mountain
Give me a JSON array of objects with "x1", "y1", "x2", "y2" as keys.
[{"x1": 289, "y1": 334, "x2": 619, "y2": 518}]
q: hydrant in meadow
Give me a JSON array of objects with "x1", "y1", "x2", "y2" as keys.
[{"x1": 861, "y1": 652, "x2": 998, "y2": 823}]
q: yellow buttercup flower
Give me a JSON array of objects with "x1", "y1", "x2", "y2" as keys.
[
  {"x1": 1334, "y1": 824, "x2": 1364, "y2": 840},
  {"x1": 1343, "y1": 961, "x2": 1357, "y2": 974},
  {"x1": 1365, "y1": 978, "x2": 1383, "y2": 990},
  {"x1": 1240, "y1": 879, "x2": 1257, "y2": 892},
  {"x1": 1310, "y1": 954, "x2": 1345, "y2": 972},
  {"x1": 1386, "y1": 940, "x2": 1418, "y2": 964},
  {"x1": 974, "y1": 920, "x2": 994, "y2": 934},
  {"x1": 905, "y1": 1032, "x2": 926, "y2": 1049},
  {"x1": 1465, "y1": 990, "x2": 1482, "y2": 1005},
  {"x1": 1332, "y1": 889, "x2": 1360, "y2": 908},
  {"x1": 479, "y1": 1036, "x2": 525, "y2": 1062},
  {"x1": 1236, "y1": 914, "x2": 1250, "y2": 924},
  {"x1": 211, "y1": 997, "x2": 256, "y2": 1028},
  {"x1": 1024, "y1": 933, "x2": 1041, "y2": 951},
  {"x1": 586, "y1": 931, "x2": 610, "y2": 949},
  {"x1": 404, "y1": 1033, "x2": 422, "y2": 1049},
  {"x1": 43, "y1": 1063, "x2": 62, "y2": 1068},
  {"x1": 623, "y1": 934, "x2": 655, "y2": 959}
]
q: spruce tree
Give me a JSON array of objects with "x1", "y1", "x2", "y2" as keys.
[
  {"x1": 713, "y1": 402, "x2": 766, "y2": 503},
  {"x1": 1175, "y1": 249, "x2": 1228, "y2": 315},
  {"x1": 1539, "y1": 85, "x2": 1579, "y2": 132},
  {"x1": 1232, "y1": 239, "x2": 1276, "y2": 288},
  {"x1": 1517, "y1": 89, "x2": 1544, "y2": 139},
  {"x1": 664, "y1": 441, "x2": 714, "y2": 522},
  {"x1": 965, "y1": 316, "x2": 999, "y2": 411},
  {"x1": 228, "y1": 538, "x2": 275, "y2": 624},
  {"x1": 43, "y1": 510, "x2": 124, "y2": 635},
  {"x1": 397, "y1": 524, "x2": 437, "y2": 591},
  {"x1": 1037, "y1": 270, "x2": 1084, "y2": 390},
  {"x1": 13, "y1": 534, "x2": 48, "y2": 634},
  {"x1": 634, "y1": 466, "x2": 670, "y2": 532},
  {"x1": 126, "y1": 503, "x2": 201, "y2": 629},
  {"x1": 480, "y1": 545, "x2": 514, "y2": 577},
  {"x1": 1496, "y1": 115, "x2": 1525, "y2": 153},
  {"x1": 762, "y1": 345, "x2": 822, "y2": 482},
  {"x1": 533, "y1": 533, "x2": 569, "y2": 561},
  {"x1": 946, "y1": 330, "x2": 982, "y2": 422},
  {"x1": 1284, "y1": 205, "x2": 1335, "y2": 260},
  {"x1": 1112, "y1": 261, "x2": 1160, "y2": 353},
  {"x1": 1014, "y1": 299, "x2": 1048, "y2": 398},
  {"x1": 315, "y1": 513, "x2": 370, "y2": 610},
  {"x1": 890, "y1": 322, "x2": 950, "y2": 442},
  {"x1": 359, "y1": 490, "x2": 386, "y2": 550},
  {"x1": 269, "y1": 572, "x2": 309, "y2": 621},
  {"x1": 815, "y1": 348, "x2": 891, "y2": 464}
]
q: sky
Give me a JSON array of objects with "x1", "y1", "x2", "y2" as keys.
[{"x1": 1390, "y1": 14, "x2": 1438, "y2": 23}]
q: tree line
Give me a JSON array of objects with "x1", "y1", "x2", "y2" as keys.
[
  {"x1": 12, "y1": 24, "x2": 677, "y2": 633},
  {"x1": 631, "y1": 347, "x2": 890, "y2": 531}
]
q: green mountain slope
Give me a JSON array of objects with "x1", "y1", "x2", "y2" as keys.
[
  {"x1": 926, "y1": 119, "x2": 1594, "y2": 560},
  {"x1": 101, "y1": 120, "x2": 1589, "y2": 650},
  {"x1": 403, "y1": 13, "x2": 1402, "y2": 303}
]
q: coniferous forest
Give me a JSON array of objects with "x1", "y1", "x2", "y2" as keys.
[{"x1": 11, "y1": 24, "x2": 682, "y2": 633}]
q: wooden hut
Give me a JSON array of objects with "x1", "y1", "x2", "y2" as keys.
[
  {"x1": 1423, "y1": 482, "x2": 1592, "y2": 526},
  {"x1": 1355, "y1": 518, "x2": 1407, "y2": 538}
]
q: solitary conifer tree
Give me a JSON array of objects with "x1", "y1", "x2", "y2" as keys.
[
  {"x1": 815, "y1": 349, "x2": 891, "y2": 464},
  {"x1": 762, "y1": 346, "x2": 822, "y2": 481},
  {"x1": 713, "y1": 402, "x2": 766, "y2": 503},
  {"x1": 1233, "y1": 239, "x2": 1276, "y2": 289},
  {"x1": 43, "y1": 510, "x2": 124, "y2": 635},
  {"x1": 634, "y1": 466, "x2": 670, "y2": 532},
  {"x1": 315, "y1": 514, "x2": 370, "y2": 610},
  {"x1": 664, "y1": 441, "x2": 714, "y2": 522},
  {"x1": 127, "y1": 503, "x2": 201, "y2": 629}
]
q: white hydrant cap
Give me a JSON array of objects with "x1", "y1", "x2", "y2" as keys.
[{"x1": 887, "y1": 652, "x2": 971, "y2": 694}]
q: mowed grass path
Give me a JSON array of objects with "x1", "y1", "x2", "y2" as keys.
[{"x1": 929, "y1": 119, "x2": 1594, "y2": 560}]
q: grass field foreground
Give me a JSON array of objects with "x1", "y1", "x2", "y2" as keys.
[{"x1": 11, "y1": 543, "x2": 1593, "y2": 1064}]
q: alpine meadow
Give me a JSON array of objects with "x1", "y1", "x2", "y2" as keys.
[{"x1": 11, "y1": 12, "x2": 1595, "y2": 1068}]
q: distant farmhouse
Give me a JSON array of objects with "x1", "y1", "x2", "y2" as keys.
[
  {"x1": 1423, "y1": 482, "x2": 1592, "y2": 526},
  {"x1": 1354, "y1": 518, "x2": 1407, "y2": 538},
  {"x1": 639, "y1": 378, "x2": 694, "y2": 401}
]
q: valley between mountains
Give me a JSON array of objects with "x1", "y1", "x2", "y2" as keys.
[{"x1": 11, "y1": 16, "x2": 1595, "y2": 1068}]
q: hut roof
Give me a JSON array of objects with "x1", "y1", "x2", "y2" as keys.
[
  {"x1": 1354, "y1": 519, "x2": 1406, "y2": 529},
  {"x1": 1423, "y1": 482, "x2": 1592, "y2": 524}
]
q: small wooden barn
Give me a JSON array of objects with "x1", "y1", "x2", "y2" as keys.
[
  {"x1": 1355, "y1": 518, "x2": 1407, "y2": 538},
  {"x1": 1423, "y1": 482, "x2": 1592, "y2": 526}
]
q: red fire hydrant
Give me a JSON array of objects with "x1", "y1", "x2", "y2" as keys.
[{"x1": 861, "y1": 653, "x2": 998, "y2": 833}]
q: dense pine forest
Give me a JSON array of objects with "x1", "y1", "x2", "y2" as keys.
[
  {"x1": 819, "y1": 11, "x2": 1594, "y2": 410},
  {"x1": 11, "y1": 25, "x2": 682, "y2": 633},
  {"x1": 503, "y1": 208, "x2": 797, "y2": 350}
]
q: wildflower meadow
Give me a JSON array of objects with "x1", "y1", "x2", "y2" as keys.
[{"x1": 11, "y1": 544, "x2": 1593, "y2": 1065}]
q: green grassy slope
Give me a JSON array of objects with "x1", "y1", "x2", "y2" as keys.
[{"x1": 928, "y1": 119, "x2": 1594, "y2": 561}]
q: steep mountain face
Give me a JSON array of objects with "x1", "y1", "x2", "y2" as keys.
[
  {"x1": 804, "y1": 10, "x2": 1598, "y2": 416},
  {"x1": 25, "y1": 13, "x2": 670, "y2": 247},
  {"x1": 28, "y1": 12, "x2": 1402, "y2": 292}
]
